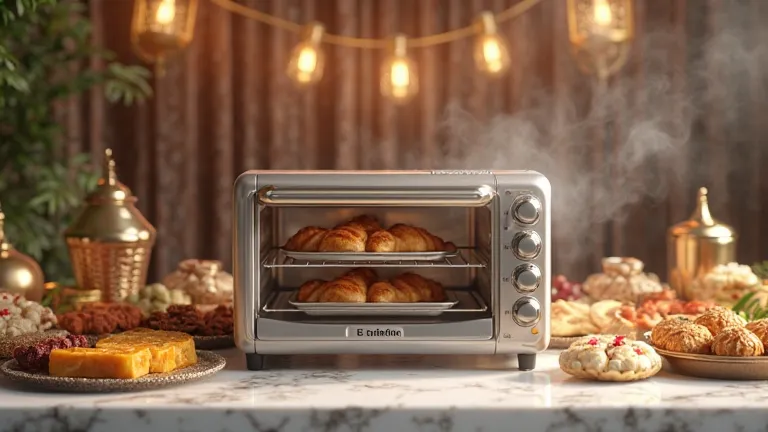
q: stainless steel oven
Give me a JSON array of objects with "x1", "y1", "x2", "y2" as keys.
[{"x1": 233, "y1": 170, "x2": 551, "y2": 370}]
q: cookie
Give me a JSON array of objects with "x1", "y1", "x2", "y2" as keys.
[
  {"x1": 711, "y1": 326, "x2": 764, "y2": 357},
  {"x1": 694, "y1": 306, "x2": 746, "y2": 337},
  {"x1": 651, "y1": 318, "x2": 712, "y2": 354},
  {"x1": 559, "y1": 335, "x2": 662, "y2": 382}
]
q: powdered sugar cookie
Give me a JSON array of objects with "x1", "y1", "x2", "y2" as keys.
[{"x1": 559, "y1": 335, "x2": 662, "y2": 382}]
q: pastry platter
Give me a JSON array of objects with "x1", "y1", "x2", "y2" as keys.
[
  {"x1": 0, "y1": 350, "x2": 226, "y2": 392},
  {"x1": 651, "y1": 346, "x2": 768, "y2": 380},
  {"x1": 280, "y1": 249, "x2": 458, "y2": 262}
]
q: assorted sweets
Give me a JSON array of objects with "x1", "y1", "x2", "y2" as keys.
[
  {"x1": 687, "y1": 263, "x2": 761, "y2": 307},
  {"x1": 144, "y1": 305, "x2": 234, "y2": 336},
  {"x1": 56, "y1": 302, "x2": 142, "y2": 335},
  {"x1": 126, "y1": 283, "x2": 192, "y2": 317},
  {"x1": 162, "y1": 259, "x2": 233, "y2": 305},
  {"x1": 0, "y1": 292, "x2": 57, "y2": 337},
  {"x1": 558, "y1": 334, "x2": 662, "y2": 382}
]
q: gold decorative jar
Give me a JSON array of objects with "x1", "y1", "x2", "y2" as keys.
[
  {"x1": 668, "y1": 187, "x2": 737, "y2": 300},
  {"x1": 0, "y1": 203, "x2": 45, "y2": 302},
  {"x1": 64, "y1": 149, "x2": 156, "y2": 302}
]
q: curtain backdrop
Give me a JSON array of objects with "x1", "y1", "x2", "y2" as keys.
[{"x1": 65, "y1": 0, "x2": 768, "y2": 282}]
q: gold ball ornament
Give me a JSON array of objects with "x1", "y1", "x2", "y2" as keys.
[{"x1": 0, "y1": 203, "x2": 45, "y2": 302}]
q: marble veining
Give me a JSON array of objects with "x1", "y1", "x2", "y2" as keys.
[{"x1": 0, "y1": 349, "x2": 767, "y2": 431}]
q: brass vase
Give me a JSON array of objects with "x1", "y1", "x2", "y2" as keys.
[
  {"x1": 667, "y1": 187, "x2": 737, "y2": 300},
  {"x1": 0, "y1": 203, "x2": 45, "y2": 302},
  {"x1": 64, "y1": 149, "x2": 156, "y2": 302}
]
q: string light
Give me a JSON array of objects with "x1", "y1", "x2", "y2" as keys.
[
  {"x1": 380, "y1": 35, "x2": 418, "y2": 104},
  {"x1": 131, "y1": 0, "x2": 198, "y2": 75},
  {"x1": 287, "y1": 22, "x2": 326, "y2": 86},
  {"x1": 474, "y1": 12, "x2": 511, "y2": 77}
]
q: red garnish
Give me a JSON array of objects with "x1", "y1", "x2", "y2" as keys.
[
  {"x1": 613, "y1": 335, "x2": 626, "y2": 346},
  {"x1": 0, "y1": 308, "x2": 10, "y2": 317},
  {"x1": 587, "y1": 337, "x2": 599, "y2": 346},
  {"x1": 634, "y1": 347, "x2": 644, "y2": 355}
]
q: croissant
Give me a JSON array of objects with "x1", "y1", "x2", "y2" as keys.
[
  {"x1": 336, "y1": 215, "x2": 381, "y2": 234},
  {"x1": 366, "y1": 224, "x2": 456, "y2": 253},
  {"x1": 367, "y1": 273, "x2": 445, "y2": 303},
  {"x1": 297, "y1": 268, "x2": 378, "y2": 303},
  {"x1": 318, "y1": 215, "x2": 382, "y2": 252},
  {"x1": 284, "y1": 226, "x2": 328, "y2": 252}
]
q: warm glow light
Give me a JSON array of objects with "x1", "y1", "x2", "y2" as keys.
[
  {"x1": 380, "y1": 35, "x2": 418, "y2": 103},
  {"x1": 287, "y1": 22, "x2": 325, "y2": 86},
  {"x1": 155, "y1": 0, "x2": 176, "y2": 25},
  {"x1": 474, "y1": 12, "x2": 511, "y2": 76},
  {"x1": 593, "y1": 0, "x2": 612, "y2": 27}
]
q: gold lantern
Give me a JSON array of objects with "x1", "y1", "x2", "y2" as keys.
[
  {"x1": 64, "y1": 149, "x2": 156, "y2": 303},
  {"x1": 0, "y1": 203, "x2": 45, "y2": 302},
  {"x1": 131, "y1": 0, "x2": 198, "y2": 73},
  {"x1": 668, "y1": 187, "x2": 737, "y2": 300},
  {"x1": 567, "y1": 0, "x2": 634, "y2": 79}
]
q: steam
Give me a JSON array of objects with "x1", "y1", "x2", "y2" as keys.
[{"x1": 412, "y1": 3, "x2": 768, "y2": 276}]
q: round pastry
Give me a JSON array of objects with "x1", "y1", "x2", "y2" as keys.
[
  {"x1": 688, "y1": 263, "x2": 760, "y2": 306},
  {"x1": 650, "y1": 317, "x2": 712, "y2": 354},
  {"x1": 711, "y1": 326, "x2": 764, "y2": 357},
  {"x1": 559, "y1": 335, "x2": 662, "y2": 382},
  {"x1": 581, "y1": 257, "x2": 663, "y2": 303},
  {"x1": 551, "y1": 300, "x2": 600, "y2": 337},
  {"x1": 745, "y1": 319, "x2": 768, "y2": 348},
  {"x1": 694, "y1": 306, "x2": 746, "y2": 336}
]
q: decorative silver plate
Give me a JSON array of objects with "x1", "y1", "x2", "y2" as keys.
[
  {"x1": 0, "y1": 350, "x2": 225, "y2": 393},
  {"x1": 288, "y1": 291, "x2": 459, "y2": 316},
  {"x1": 193, "y1": 334, "x2": 234, "y2": 350},
  {"x1": 281, "y1": 249, "x2": 458, "y2": 262}
]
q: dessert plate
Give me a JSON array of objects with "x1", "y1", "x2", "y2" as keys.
[
  {"x1": 653, "y1": 346, "x2": 768, "y2": 380},
  {"x1": 0, "y1": 350, "x2": 225, "y2": 392}
]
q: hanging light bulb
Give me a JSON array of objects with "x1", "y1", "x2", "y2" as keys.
[
  {"x1": 154, "y1": 0, "x2": 176, "y2": 26},
  {"x1": 287, "y1": 22, "x2": 326, "y2": 86},
  {"x1": 474, "y1": 12, "x2": 511, "y2": 77},
  {"x1": 380, "y1": 34, "x2": 418, "y2": 104},
  {"x1": 592, "y1": 0, "x2": 613, "y2": 27},
  {"x1": 131, "y1": 0, "x2": 198, "y2": 75}
]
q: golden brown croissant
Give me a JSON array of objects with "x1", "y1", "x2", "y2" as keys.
[
  {"x1": 366, "y1": 224, "x2": 455, "y2": 253},
  {"x1": 298, "y1": 269, "x2": 378, "y2": 303},
  {"x1": 284, "y1": 226, "x2": 328, "y2": 252},
  {"x1": 297, "y1": 279, "x2": 327, "y2": 302},
  {"x1": 367, "y1": 273, "x2": 445, "y2": 303},
  {"x1": 316, "y1": 215, "x2": 381, "y2": 252},
  {"x1": 336, "y1": 215, "x2": 381, "y2": 234}
]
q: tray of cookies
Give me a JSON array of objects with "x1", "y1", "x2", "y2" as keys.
[
  {"x1": 648, "y1": 304, "x2": 768, "y2": 380},
  {"x1": 281, "y1": 215, "x2": 458, "y2": 262},
  {"x1": 289, "y1": 269, "x2": 459, "y2": 316}
]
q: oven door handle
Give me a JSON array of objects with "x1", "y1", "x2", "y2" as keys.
[{"x1": 257, "y1": 185, "x2": 495, "y2": 207}]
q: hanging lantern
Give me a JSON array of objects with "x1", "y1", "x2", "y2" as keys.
[
  {"x1": 380, "y1": 34, "x2": 419, "y2": 104},
  {"x1": 287, "y1": 22, "x2": 326, "y2": 86},
  {"x1": 474, "y1": 12, "x2": 511, "y2": 77},
  {"x1": 567, "y1": 0, "x2": 634, "y2": 79},
  {"x1": 131, "y1": 0, "x2": 198, "y2": 73},
  {"x1": 0, "y1": 203, "x2": 45, "y2": 302}
]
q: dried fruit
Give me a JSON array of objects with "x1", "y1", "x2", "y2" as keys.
[{"x1": 13, "y1": 335, "x2": 90, "y2": 371}]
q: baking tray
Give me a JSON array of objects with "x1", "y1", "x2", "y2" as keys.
[
  {"x1": 288, "y1": 291, "x2": 459, "y2": 316},
  {"x1": 281, "y1": 249, "x2": 458, "y2": 262}
]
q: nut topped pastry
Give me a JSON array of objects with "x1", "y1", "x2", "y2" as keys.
[
  {"x1": 711, "y1": 326, "x2": 765, "y2": 357},
  {"x1": 650, "y1": 317, "x2": 713, "y2": 354},
  {"x1": 559, "y1": 335, "x2": 662, "y2": 381},
  {"x1": 694, "y1": 306, "x2": 746, "y2": 336},
  {"x1": 745, "y1": 319, "x2": 768, "y2": 348}
]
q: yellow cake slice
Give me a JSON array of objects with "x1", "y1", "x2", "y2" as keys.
[
  {"x1": 96, "y1": 328, "x2": 197, "y2": 371},
  {"x1": 49, "y1": 347, "x2": 151, "y2": 379}
]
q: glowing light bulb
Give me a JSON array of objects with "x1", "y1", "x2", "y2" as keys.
[
  {"x1": 155, "y1": 0, "x2": 176, "y2": 25},
  {"x1": 380, "y1": 35, "x2": 418, "y2": 104},
  {"x1": 287, "y1": 23, "x2": 326, "y2": 86},
  {"x1": 474, "y1": 12, "x2": 511, "y2": 76},
  {"x1": 593, "y1": 0, "x2": 613, "y2": 27}
]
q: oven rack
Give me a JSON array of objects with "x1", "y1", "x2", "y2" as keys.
[
  {"x1": 261, "y1": 248, "x2": 486, "y2": 268},
  {"x1": 262, "y1": 289, "x2": 489, "y2": 315}
]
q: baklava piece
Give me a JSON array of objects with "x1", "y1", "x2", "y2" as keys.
[
  {"x1": 559, "y1": 335, "x2": 661, "y2": 381},
  {"x1": 650, "y1": 317, "x2": 712, "y2": 354},
  {"x1": 693, "y1": 306, "x2": 746, "y2": 337},
  {"x1": 711, "y1": 326, "x2": 765, "y2": 357},
  {"x1": 49, "y1": 346, "x2": 152, "y2": 379},
  {"x1": 745, "y1": 319, "x2": 768, "y2": 349}
]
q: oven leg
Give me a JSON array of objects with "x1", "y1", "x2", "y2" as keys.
[
  {"x1": 246, "y1": 353, "x2": 266, "y2": 371},
  {"x1": 517, "y1": 353, "x2": 536, "y2": 371}
]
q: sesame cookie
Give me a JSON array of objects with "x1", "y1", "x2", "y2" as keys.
[{"x1": 559, "y1": 335, "x2": 662, "y2": 382}]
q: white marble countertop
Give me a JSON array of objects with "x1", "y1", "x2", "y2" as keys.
[{"x1": 1, "y1": 348, "x2": 767, "y2": 432}]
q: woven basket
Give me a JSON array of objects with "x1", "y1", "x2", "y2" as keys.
[{"x1": 66, "y1": 238, "x2": 153, "y2": 302}]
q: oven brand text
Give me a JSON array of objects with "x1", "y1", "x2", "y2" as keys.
[{"x1": 347, "y1": 326, "x2": 405, "y2": 339}]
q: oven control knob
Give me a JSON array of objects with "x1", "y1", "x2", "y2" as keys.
[
  {"x1": 512, "y1": 297, "x2": 541, "y2": 327},
  {"x1": 510, "y1": 194, "x2": 541, "y2": 225},
  {"x1": 512, "y1": 264, "x2": 541, "y2": 293},
  {"x1": 511, "y1": 231, "x2": 542, "y2": 260}
]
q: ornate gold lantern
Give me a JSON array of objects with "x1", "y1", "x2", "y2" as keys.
[
  {"x1": 131, "y1": 0, "x2": 198, "y2": 73},
  {"x1": 0, "y1": 203, "x2": 45, "y2": 302},
  {"x1": 567, "y1": 0, "x2": 634, "y2": 79},
  {"x1": 64, "y1": 149, "x2": 156, "y2": 302}
]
